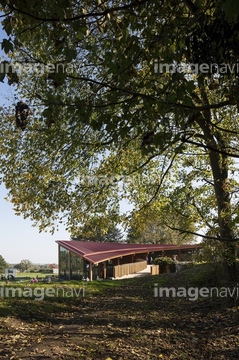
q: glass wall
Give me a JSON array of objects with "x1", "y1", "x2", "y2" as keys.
[
  {"x1": 59, "y1": 246, "x2": 117, "y2": 280},
  {"x1": 107, "y1": 260, "x2": 113, "y2": 278},
  {"x1": 59, "y1": 246, "x2": 70, "y2": 280},
  {"x1": 70, "y1": 252, "x2": 85, "y2": 280},
  {"x1": 59, "y1": 246, "x2": 88, "y2": 280},
  {"x1": 92, "y1": 261, "x2": 113, "y2": 280}
]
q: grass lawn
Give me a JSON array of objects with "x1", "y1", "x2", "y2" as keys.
[
  {"x1": 0, "y1": 273, "x2": 56, "y2": 284},
  {"x1": 0, "y1": 263, "x2": 239, "y2": 359},
  {"x1": 15, "y1": 272, "x2": 56, "y2": 278}
]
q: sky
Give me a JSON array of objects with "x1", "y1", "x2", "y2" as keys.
[
  {"x1": 0, "y1": 24, "x2": 71, "y2": 265},
  {"x1": 0, "y1": 24, "x2": 131, "y2": 265},
  {"x1": 0, "y1": 17, "x2": 137, "y2": 266},
  {"x1": 0, "y1": 184, "x2": 70, "y2": 264}
]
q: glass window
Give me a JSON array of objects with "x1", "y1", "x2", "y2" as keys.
[
  {"x1": 59, "y1": 246, "x2": 70, "y2": 280},
  {"x1": 70, "y1": 252, "x2": 84, "y2": 280}
]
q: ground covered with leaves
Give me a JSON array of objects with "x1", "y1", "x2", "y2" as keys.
[{"x1": 0, "y1": 265, "x2": 239, "y2": 359}]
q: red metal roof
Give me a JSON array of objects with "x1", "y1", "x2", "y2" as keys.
[{"x1": 56, "y1": 240, "x2": 201, "y2": 264}]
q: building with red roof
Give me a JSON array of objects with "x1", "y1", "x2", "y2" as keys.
[{"x1": 56, "y1": 240, "x2": 201, "y2": 281}]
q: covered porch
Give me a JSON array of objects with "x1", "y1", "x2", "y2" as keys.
[{"x1": 56, "y1": 240, "x2": 201, "y2": 281}]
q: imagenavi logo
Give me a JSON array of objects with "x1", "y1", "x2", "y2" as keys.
[
  {"x1": 154, "y1": 283, "x2": 239, "y2": 301},
  {"x1": 0, "y1": 285, "x2": 85, "y2": 301}
]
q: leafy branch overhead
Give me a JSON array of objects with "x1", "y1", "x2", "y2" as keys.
[{"x1": 0, "y1": 0, "x2": 239, "y2": 279}]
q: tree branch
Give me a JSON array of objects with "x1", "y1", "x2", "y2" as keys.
[
  {"x1": 182, "y1": 137, "x2": 239, "y2": 158},
  {"x1": 137, "y1": 152, "x2": 178, "y2": 212},
  {"x1": 166, "y1": 225, "x2": 239, "y2": 242},
  {"x1": 6, "y1": 0, "x2": 149, "y2": 22},
  {"x1": 167, "y1": 99, "x2": 233, "y2": 111}
]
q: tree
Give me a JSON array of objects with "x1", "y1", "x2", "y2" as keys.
[
  {"x1": 0, "y1": 1, "x2": 239, "y2": 280},
  {"x1": 17, "y1": 260, "x2": 32, "y2": 272},
  {"x1": 0, "y1": 255, "x2": 8, "y2": 272},
  {"x1": 73, "y1": 219, "x2": 124, "y2": 243},
  {"x1": 103, "y1": 226, "x2": 124, "y2": 243},
  {"x1": 127, "y1": 215, "x2": 196, "y2": 244}
]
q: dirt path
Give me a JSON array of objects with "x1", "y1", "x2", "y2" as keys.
[{"x1": 0, "y1": 276, "x2": 239, "y2": 359}]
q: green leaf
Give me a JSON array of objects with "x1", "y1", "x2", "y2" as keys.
[
  {"x1": 2, "y1": 18, "x2": 13, "y2": 36},
  {"x1": 222, "y1": 0, "x2": 239, "y2": 23},
  {"x1": 0, "y1": 73, "x2": 5, "y2": 82},
  {"x1": 76, "y1": 26, "x2": 87, "y2": 40},
  {"x1": 64, "y1": 48, "x2": 77, "y2": 62},
  {"x1": 1, "y1": 38, "x2": 13, "y2": 53},
  {"x1": 42, "y1": 107, "x2": 52, "y2": 119}
]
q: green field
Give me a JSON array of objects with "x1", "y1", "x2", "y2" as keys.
[
  {"x1": 0, "y1": 272, "x2": 57, "y2": 284},
  {"x1": 16, "y1": 272, "x2": 56, "y2": 278}
]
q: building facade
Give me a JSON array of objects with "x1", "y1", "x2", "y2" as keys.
[{"x1": 57, "y1": 240, "x2": 201, "y2": 281}]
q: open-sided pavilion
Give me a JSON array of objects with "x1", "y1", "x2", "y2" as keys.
[{"x1": 56, "y1": 240, "x2": 201, "y2": 281}]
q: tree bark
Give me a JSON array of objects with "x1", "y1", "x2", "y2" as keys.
[
  {"x1": 195, "y1": 77, "x2": 236, "y2": 281},
  {"x1": 196, "y1": 117, "x2": 236, "y2": 281}
]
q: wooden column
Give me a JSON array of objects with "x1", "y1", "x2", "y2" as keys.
[
  {"x1": 58, "y1": 245, "x2": 60, "y2": 278},
  {"x1": 68, "y1": 250, "x2": 71, "y2": 280},
  {"x1": 89, "y1": 262, "x2": 93, "y2": 281},
  {"x1": 178, "y1": 249, "x2": 181, "y2": 261},
  {"x1": 103, "y1": 262, "x2": 107, "y2": 279}
]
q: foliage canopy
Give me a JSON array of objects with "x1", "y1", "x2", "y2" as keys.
[{"x1": 0, "y1": 0, "x2": 239, "y2": 277}]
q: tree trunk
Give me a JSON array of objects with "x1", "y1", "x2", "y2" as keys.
[
  {"x1": 221, "y1": 242, "x2": 236, "y2": 282},
  {"x1": 196, "y1": 83, "x2": 236, "y2": 281},
  {"x1": 199, "y1": 120, "x2": 236, "y2": 280}
]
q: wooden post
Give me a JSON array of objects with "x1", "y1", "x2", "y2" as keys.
[
  {"x1": 68, "y1": 250, "x2": 71, "y2": 280},
  {"x1": 103, "y1": 262, "x2": 107, "y2": 279},
  {"x1": 58, "y1": 245, "x2": 61, "y2": 278},
  {"x1": 178, "y1": 249, "x2": 181, "y2": 261},
  {"x1": 89, "y1": 262, "x2": 93, "y2": 281}
]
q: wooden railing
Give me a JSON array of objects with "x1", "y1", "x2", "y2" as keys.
[
  {"x1": 150, "y1": 265, "x2": 159, "y2": 275},
  {"x1": 113, "y1": 260, "x2": 147, "y2": 278}
]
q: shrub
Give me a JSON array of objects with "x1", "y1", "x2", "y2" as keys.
[{"x1": 154, "y1": 256, "x2": 175, "y2": 273}]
